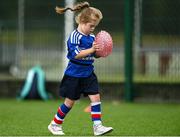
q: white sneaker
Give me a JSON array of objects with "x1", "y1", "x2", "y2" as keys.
[
  {"x1": 93, "y1": 124, "x2": 113, "y2": 136},
  {"x1": 48, "y1": 122, "x2": 65, "y2": 135}
]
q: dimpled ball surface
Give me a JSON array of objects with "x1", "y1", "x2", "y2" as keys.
[{"x1": 95, "y1": 30, "x2": 113, "y2": 57}]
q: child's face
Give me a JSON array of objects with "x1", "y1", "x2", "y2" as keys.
[{"x1": 80, "y1": 21, "x2": 98, "y2": 35}]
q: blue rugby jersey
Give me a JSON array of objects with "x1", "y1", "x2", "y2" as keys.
[{"x1": 64, "y1": 29, "x2": 95, "y2": 77}]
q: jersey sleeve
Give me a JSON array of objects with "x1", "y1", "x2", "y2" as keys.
[{"x1": 67, "y1": 31, "x2": 83, "y2": 58}]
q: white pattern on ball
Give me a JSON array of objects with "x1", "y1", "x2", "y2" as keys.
[{"x1": 95, "y1": 30, "x2": 113, "y2": 57}]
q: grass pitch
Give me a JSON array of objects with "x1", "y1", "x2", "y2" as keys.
[{"x1": 0, "y1": 99, "x2": 180, "y2": 136}]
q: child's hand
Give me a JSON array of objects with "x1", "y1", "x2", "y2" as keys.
[{"x1": 92, "y1": 42, "x2": 102, "y2": 52}]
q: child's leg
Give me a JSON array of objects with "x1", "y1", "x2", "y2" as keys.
[
  {"x1": 48, "y1": 98, "x2": 75, "y2": 135},
  {"x1": 88, "y1": 94, "x2": 102, "y2": 125},
  {"x1": 53, "y1": 98, "x2": 74, "y2": 124},
  {"x1": 89, "y1": 94, "x2": 113, "y2": 136}
]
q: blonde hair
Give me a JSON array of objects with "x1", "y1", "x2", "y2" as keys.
[{"x1": 55, "y1": 1, "x2": 103, "y2": 24}]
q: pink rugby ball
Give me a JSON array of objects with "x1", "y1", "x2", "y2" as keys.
[{"x1": 95, "y1": 30, "x2": 113, "y2": 57}]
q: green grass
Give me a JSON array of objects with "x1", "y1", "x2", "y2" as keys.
[{"x1": 0, "y1": 99, "x2": 180, "y2": 136}]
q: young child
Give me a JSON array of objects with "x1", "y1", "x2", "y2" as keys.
[{"x1": 48, "y1": 2, "x2": 113, "y2": 136}]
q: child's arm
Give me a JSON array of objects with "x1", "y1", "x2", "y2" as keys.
[{"x1": 75, "y1": 43, "x2": 100, "y2": 59}]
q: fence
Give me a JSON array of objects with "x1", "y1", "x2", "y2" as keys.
[
  {"x1": 134, "y1": 0, "x2": 180, "y2": 83},
  {"x1": 0, "y1": 0, "x2": 180, "y2": 83}
]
